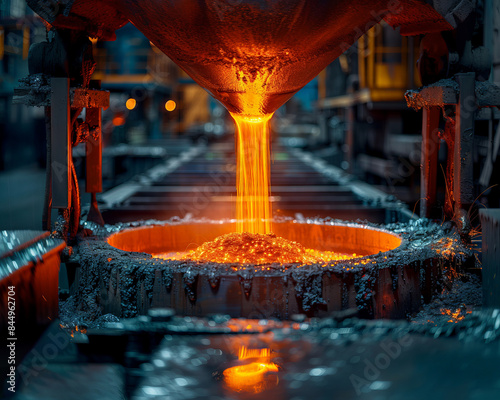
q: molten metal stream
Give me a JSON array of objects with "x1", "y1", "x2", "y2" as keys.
[
  {"x1": 153, "y1": 86, "x2": 358, "y2": 263},
  {"x1": 150, "y1": 3, "x2": 372, "y2": 259},
  {"x1": 233, "y1": 114, "x2": 272, "y2": 234}
]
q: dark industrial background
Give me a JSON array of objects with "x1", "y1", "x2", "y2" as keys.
[{"x1": 1, "y1": 1, "x2": 500, "y2": 399}]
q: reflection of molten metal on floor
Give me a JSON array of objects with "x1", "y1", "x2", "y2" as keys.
[
  {"x1": 154, "y1": 232, "x2": 356, "y2": 264},
  {"x1": 223, "y1": 346, "x2": 279, "y2": 394}
]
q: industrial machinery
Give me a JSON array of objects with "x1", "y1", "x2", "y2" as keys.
[{"x1": 1, "y1": 0, "x2": 500, "y2": 399}]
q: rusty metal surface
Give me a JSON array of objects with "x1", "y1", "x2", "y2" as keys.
[
  {"x1": 384, "y1": 0, "x2": 454, "y2": 34},
  {"x1": 405, "y1": 78, "x2": 500, "y2": 110},
  {"x1": 27, "y1": 0, "x2": 458, "y2": 41},
  {"x1": 28, "y1": 1, "x2": 453, "y2": 115}
]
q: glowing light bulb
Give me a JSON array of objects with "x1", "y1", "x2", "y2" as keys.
[
  {"x1": 125, "y1": 98, "x2": 136, "y2": 110},
  {"x1": 165, "y1": 100, "x2": 176, "y2": 111}
]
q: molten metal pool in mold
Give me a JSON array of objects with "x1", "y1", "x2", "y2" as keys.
[{"x1": 72, "y1": 218, "x2": 473, "y2": 320}]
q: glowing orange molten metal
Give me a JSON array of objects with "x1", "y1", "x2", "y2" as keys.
[
  {"x1": 155, "y1": 232, "x2": 355, "y2": 264},
  {"x1": 223, "y1": 346, "x2": 279, "y2": 394},
  {"x1": 229, "y1": 65, "x2": 275, "y2": 234},
  {"x1": 234, "y1": 114, "x2": 272, "y2": 234},
  {"x1": 440, "y1": 307, "x2": 471, "y2": 323}
]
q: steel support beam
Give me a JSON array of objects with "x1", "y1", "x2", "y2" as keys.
[
  {"x1": 454, "y1": 72, "x2": 476, "y2": 229},
  {"x1": 50, "y1": 77, "x2": 71, "y2": 209},
  {"x1": 85, "y1": 81, "x2": 103, "y2": 194},
  {"x1": 420, "y1": 106, "x2": 441, "y2": 218}
]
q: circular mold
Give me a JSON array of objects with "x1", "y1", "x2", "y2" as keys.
[
  {"x1": 107, "y1": 221, "x2": 402, "y2": 259},
  {"x1": 73, "y1": 218, "x2": 472, "y2": 320}
]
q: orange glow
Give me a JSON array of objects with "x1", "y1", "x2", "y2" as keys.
[
  {"x1": 64, "y1": 325, "x2": 88, "y2": 338},
  {"x1": 125, "y1": 98, "x2": 136, "y2": 110},
  {"x1": 112, "y1": 115, "x2": 126, "y2": 126},
  {"x1": 230, "y1": 66, "x2": 275, "y2": 234},
  {"x1": 238, "y1": 346, "x2": 271, "y2": 360},
  {"x1": 225, "y1": 320, "x2": 271, "y2": 333},
  {"x1": 223, "y1": 346, "x2": 279, "y2": 394},
  {"x1": 233, "y1": 113, "x2": 272, "y2": 234},
  {"x1": 440, "y1": 308, "x2": 471, "y2": 323},
  {"x1": 154, "y1": 232, "x2": 355, "y2": 264},
  {"x1": 165, "y1": 100, "x2": 176, "y2": 111}
]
